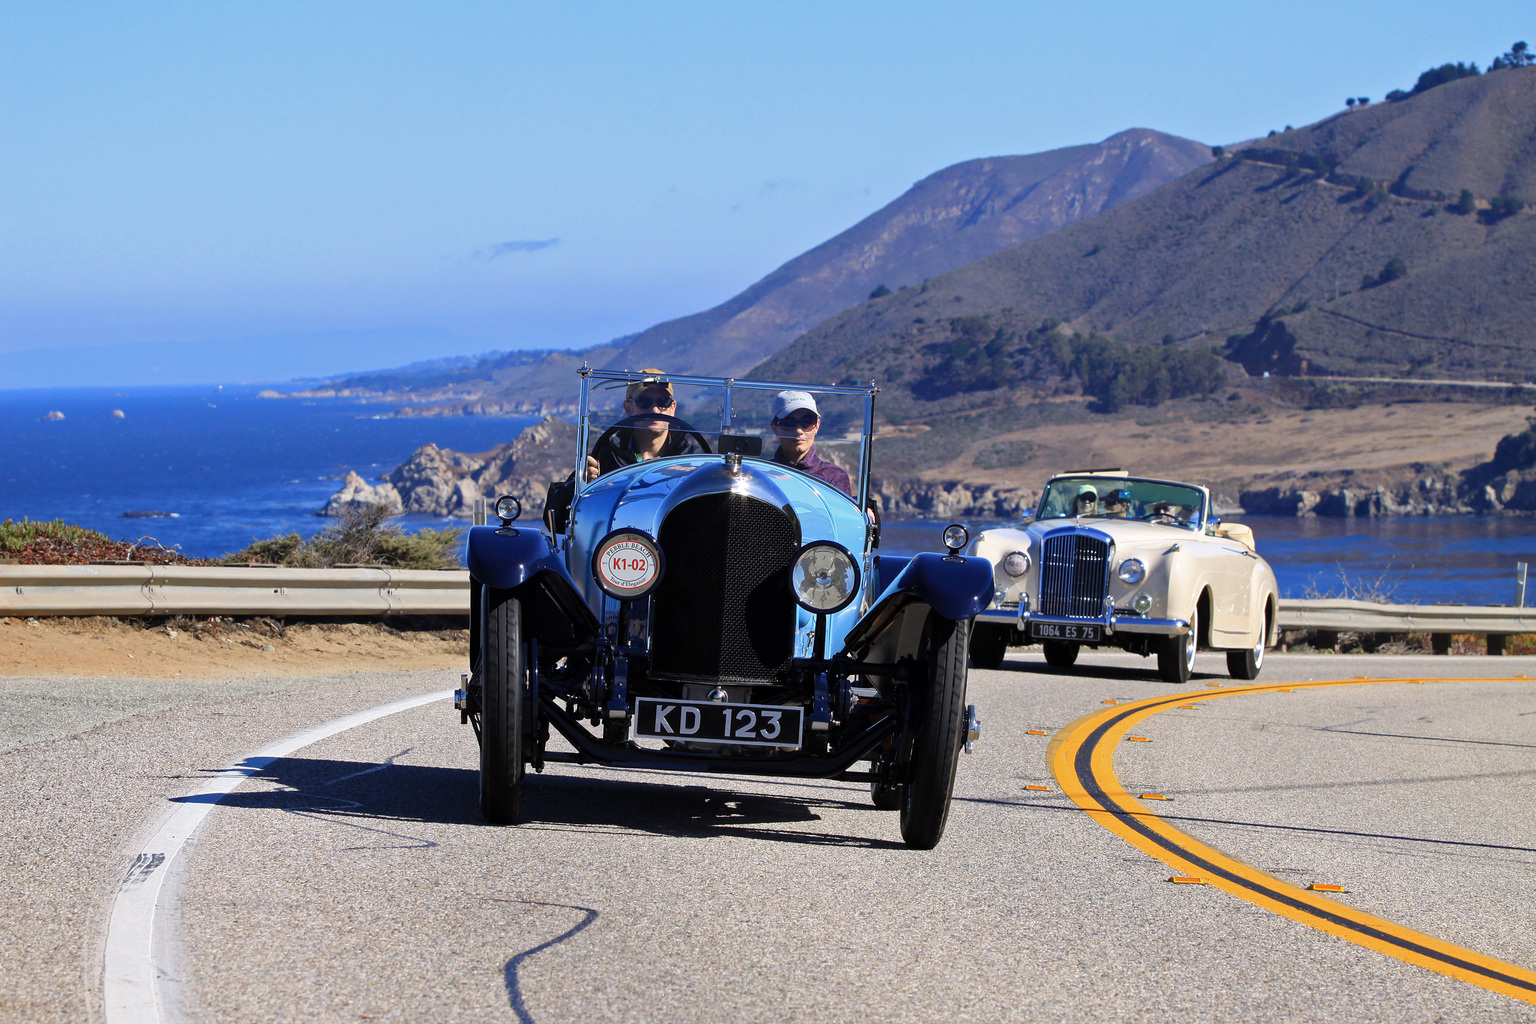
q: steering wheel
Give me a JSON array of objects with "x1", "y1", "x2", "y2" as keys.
[{"x1": 589, "y1": 413, "x2": 713, "y2": 465}]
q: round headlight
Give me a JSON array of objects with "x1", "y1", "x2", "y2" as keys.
[
  {"x1": 592, "y1": 529, "x2": 663, "y2": 600},
  {"x1": 791, "y1": 541, "x2": 860, "y2": 613},
  {"x1": 1117, "y1": 558, "x2": 1146, "y2": 585},
  {"x1": 942, "y1": 523, "x2": 969, "y2": 552},
  {"x1": 1002, "y1": 551, "x2": 1030, "y2": 577},
  {"x1": 493, "y1": 494, "x2": 522, "y2": 523}
]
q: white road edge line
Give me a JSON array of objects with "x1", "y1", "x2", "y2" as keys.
[{"x1": 102, "y1": 688, "x2": 454, "y2": 1024}]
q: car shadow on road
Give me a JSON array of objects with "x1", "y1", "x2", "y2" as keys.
[
  {"x1": 180, "y1": 755, "x2": 903, "y2": 848},
  {"x1": 1000, "y1": 658, "x2": 1218, "y2": 685}
]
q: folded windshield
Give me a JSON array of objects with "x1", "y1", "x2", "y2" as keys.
[
  {"x1": 1038, "y1": 476, "x2": 1206, "y2": 529},
  {"x1": 576, "y1": 371, "x2": 874, "y2": 503}
]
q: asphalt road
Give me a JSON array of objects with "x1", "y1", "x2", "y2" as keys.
[{"x1": 4, "y1": 651, "x2": 1536, "y2": 1023}]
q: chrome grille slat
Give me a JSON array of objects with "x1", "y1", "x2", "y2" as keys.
[{"x1": 1039, "y1": 531, "x2": 1109, "y2": 618}]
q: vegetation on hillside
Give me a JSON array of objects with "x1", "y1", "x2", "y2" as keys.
[
  {"x1": 222, "y1": 504, "x2": 464, "y2": 570},
  {"x1": 0, "y1": 518, "x2": 205, "y2": 565},
  {"x1": 909, "y1": 315, "x2": 1226, "y2": 413},
  {"x1": 1382, "y1": 42, "x2": 1530, "y2": 102}
]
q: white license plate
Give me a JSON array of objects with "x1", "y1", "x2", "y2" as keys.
[
  {"x1": 633, "y1": 698, "x2": 803, "y2": 749},
  {"x1": 1031, "y1": 622, "x2": 1101, "y2": 642}
]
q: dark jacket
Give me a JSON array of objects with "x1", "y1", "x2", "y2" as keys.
[{"x1": 772, "y1": 445, "x2": 852, "y2": 495}]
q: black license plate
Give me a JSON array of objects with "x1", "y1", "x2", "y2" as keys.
[
  {"x1": 633, "y1": 698, "x2": 803, "y2": 749},
  {"x1": 1031, "y1": 622, "x2": 1101, "y2": 642}
]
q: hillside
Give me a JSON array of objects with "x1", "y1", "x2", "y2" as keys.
[
  {"x1": 756, "y1": 68, "x2": 1536, "y2": 396},
  {"x1": 601, "y1": 128, "x2": 1212, "y2": 377},
  {"x1": 304, "y1": 129, "x2": 1211, "y2": 406}
]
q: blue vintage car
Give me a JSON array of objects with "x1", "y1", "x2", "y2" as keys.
[{"x1": 457, "y1": 368, "x2": 993, "y2": 849}]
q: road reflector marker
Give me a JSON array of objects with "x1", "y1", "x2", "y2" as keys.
[
  {"x1": 1168, "y1": 875, "x2": 1205, "y2": 884},
  {"x1": 1355, "y1": 675, "x2": 1368, "y2": 680},
  {"x1": 1140, "y1": 793, "x2": 1170, "y2": 800},
  {"x1": 1102, "y1": 699, "x2": 1119, "y2": 705},
  {"x1": 1128, "y1": 736, "x2": 1151, "y2": 742},
  {"x1": 1027, "y1": 729, "x2": 1048, "y2": 735},
  {"x1": 1205, "y1": 682, "x2": 1222, "y2": 687},
  {"x1": 1409, "y1": 679, "x2": 1424, "y2": 684},
  {"x1": 1024, "y1": 784, "x2": 1051, "y2": 791},
  {"x1": 1277, "y1": 687, "x2": 1293, "y2": 692},
  {"x1": 1177, "y1": 704, "x2": 1195, "y2": 709},
  {"x1": 1308, "y1": 883, "x2": 1348, "y2": 893}
]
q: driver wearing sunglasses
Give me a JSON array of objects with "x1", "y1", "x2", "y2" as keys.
[
  {"x1": 769, "y1": 391, "x2": 851, "y2": 495},
  {"x1": 585, "y1": 369, "x2": 703, "y2": 481}
]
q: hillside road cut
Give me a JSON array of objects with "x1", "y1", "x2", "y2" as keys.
[{"x1": 4, "y1": 653, "x2": 1535, "y2": 1023}]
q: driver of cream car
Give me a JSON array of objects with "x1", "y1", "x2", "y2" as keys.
[
  {"x1": 770, "y1": 391, "x2": 852, "y2": 495},
  {"x1": 585, "y1": 370, "x2": 702, "y2": 481},
  {"x1": 1073, "y1": 487, "x2": 1098, "y2": 517}
]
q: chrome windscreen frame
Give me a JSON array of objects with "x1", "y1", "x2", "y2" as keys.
[{"x1": 573, "y1": 365, "x2": 879, "y2": 513}]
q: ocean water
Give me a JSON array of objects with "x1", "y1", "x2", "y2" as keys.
[
  {"x1": 4, "y1": 385, "x2": 1535, "y2": 605},
  {"x1": 0, "y1": 385, "x2": 537, "y2": 557}
]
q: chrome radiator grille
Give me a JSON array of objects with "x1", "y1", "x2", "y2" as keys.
[{"x1": 1038, "y1": 531, "x2": 1110, "y2": 618}]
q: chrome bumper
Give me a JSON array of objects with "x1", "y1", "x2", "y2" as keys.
[
  {"x1": 976, "y1": 589, "x2": 1179, "y2": 635},
  {"x1": 1019, "y1": 610, "x2": 1190, "y2": 638},
  {"x1": 975, "y1": 594, "x2": 1190, "y2": 638}
]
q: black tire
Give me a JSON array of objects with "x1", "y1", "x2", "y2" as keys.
[
  {"x1": 870, "y1": 781, "x2": 902, "y2": 810},
  {"x1": 900, "y1": 615, "x2": 971, "y2": 850},
  {"x1": 1158, "y1": 604, "x2": 1197, "y2": 684},
  {"x1": 1042, "y1": 640, "x2": 1079, "y2": 668},
  {"x1": 1227, "y1": 611, "x2": 1268, "y2": 680},
  {"x1": 479, "y1": 588, "x2": 525, "y2": 824},
  {"x1": 969, "y1": 623, "x2": 1009, "y2": 670}
]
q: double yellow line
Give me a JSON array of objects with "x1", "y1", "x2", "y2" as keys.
[{"x1": 1048, "y1": 677, "x2": 1536, "y2": 1005}]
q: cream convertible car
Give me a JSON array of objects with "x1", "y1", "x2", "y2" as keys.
[{"x1": 965, "y1": 472, "x2": 1278, "y2": 682}]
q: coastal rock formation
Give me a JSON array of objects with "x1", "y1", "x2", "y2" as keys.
[
  {"x1": 872, "y1": 480, "x2": 1035, "y2": 519},
  {"x1": 320, "y1": 416, "x2": 578, "y2": 518},
  {"x1": 321, "y1": 471, "x2": 404, "y2": 516}
]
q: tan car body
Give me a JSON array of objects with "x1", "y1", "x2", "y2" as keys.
[{"x1": 968, "y1": 474, "x2": 1279, "y2": 678}]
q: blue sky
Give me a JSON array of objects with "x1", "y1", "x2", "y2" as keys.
[{"x1": 0, "y1": 2, "x2": 1528, "y2": 382}]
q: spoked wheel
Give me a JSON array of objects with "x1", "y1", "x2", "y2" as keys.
[
  {"x1": 900, "y1": 614, "x2": 971, "y2": 850},
  {"x1": 969, "y1": 624, "x2": 1009, "y2": 670},
  {"x1": 1158, "y1": 604, "x2": 1197, "y2": 684},
  {"x1": 1042, "y1": 640, "x2": 1079, "y2": 668},
  {"x1": 1227, "y1": 609, "x2": 1269, "y2": 680},
  {"x1": 479, "y1": 587, "x2": 525, "y2": 824}
]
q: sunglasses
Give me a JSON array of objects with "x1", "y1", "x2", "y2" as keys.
[
  {"x1": 777, "y1": 413, "x2": 819, "y2": 430},
  {"x1": 629, "y1": 395, "x2": 675, "y2": 411}
]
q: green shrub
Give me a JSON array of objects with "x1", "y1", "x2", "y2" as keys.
[
  {"x1": 223, "y1": 504, "x2": 463, "y2": 569},
  {"x1": 868, "y1": 284, "x2": 891, "y2": 300},
  {"x1": 0, "y1": 518, "x2": 110, "y2": 552},
  {"x1": 1482, "y1": 194, "x2": 1524, "y2": 222}
]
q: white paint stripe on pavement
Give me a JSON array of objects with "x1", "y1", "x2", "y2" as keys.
[{"x1": 102, "y1": 688, "x2": 454, "y2": 1024}]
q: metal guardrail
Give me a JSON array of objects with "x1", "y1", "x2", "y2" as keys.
[
  {"x1": 2, "y1": 566, "x2": 1534, "y2": 635},
  {"x1": 1276, "y1": 598, "x2": 1536, "y2": 634},
  {"x1": 0, "y1": 565, "x2": 470, "y2": 617}
]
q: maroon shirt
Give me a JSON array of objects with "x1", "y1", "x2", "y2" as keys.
[{"x1": 773, "y1": 444, "x2": 852, "y2": 495}]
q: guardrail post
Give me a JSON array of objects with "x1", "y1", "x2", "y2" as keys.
[
  {"x1": 1431, "y1": 633, "x2": 1452, "y2": 656},
  {"x1": 1313, "y1": 629, "x2": 1339, "y2": 651},
  {"x1": 1487, "y1": 633, "x2": 1507, "y2": 656}
]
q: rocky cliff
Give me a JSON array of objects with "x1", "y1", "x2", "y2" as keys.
[{"x1": 321, "y1": 416, "x2": 578, "y2": 517}]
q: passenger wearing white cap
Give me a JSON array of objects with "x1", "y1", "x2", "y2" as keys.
[{"x1": 769, "y1": 391, "x2": 851, "y2": 495}]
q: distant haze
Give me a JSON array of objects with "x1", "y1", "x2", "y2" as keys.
[{"x1": 0, "y1": 329, "x2": 493, "y2": 389}]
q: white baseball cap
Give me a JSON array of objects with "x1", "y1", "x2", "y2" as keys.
[{"x1": 772, "y1": 390, "x2": 818, "y2": 419}]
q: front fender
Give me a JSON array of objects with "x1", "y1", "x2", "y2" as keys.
[
  {"x1": 467, "y1": 525, "x2": 573, "y2": 592},
  {"x1": 841, "y1": 552, "x2": 993, "y2": 656}
]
